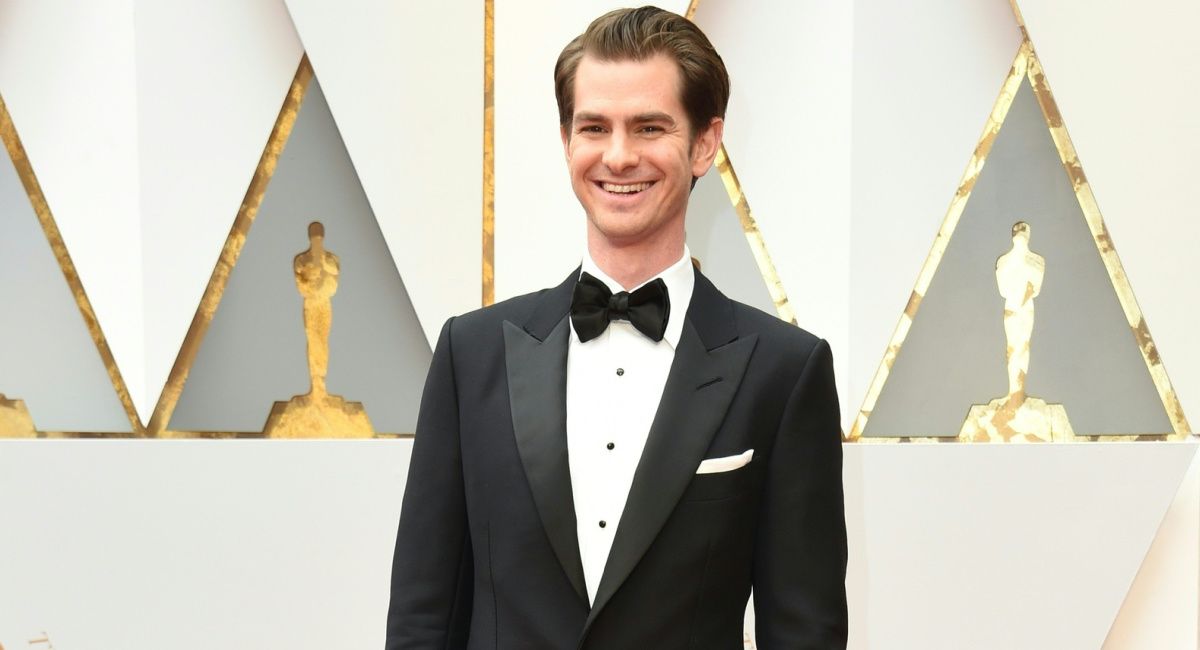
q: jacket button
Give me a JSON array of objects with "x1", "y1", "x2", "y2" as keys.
[
  {"x1": 606, "y1": 442, "x2": 615, "y2": 450},
  {"x1": 599, "y1": 520, "x2": 607, "y2": 528},
  {"x1": 615, "y1": 368, "x2": 624, "y2": 376}
]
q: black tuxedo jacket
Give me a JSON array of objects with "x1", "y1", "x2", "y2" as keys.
[{"x1": 386, "y1": 268, "x2": 847, "y2": 649}]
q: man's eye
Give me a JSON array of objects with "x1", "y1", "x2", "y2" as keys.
[
  {"x1": 579, "y1": 125, "x2": 605, "y2": 134},
  {"x1": 640, "y1": 125, "x2": 664, "y2": 134}
]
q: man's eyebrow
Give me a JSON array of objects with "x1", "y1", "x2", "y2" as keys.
[
  {"x1": 572, "y1": 111, "x2": 677, "y2": 125},
  {"x1": 631, "y1": 112, "x2": 676, "y2": 124},
  {"x1": 573, "y1": 112, "x2": 609, "y2": 124}
]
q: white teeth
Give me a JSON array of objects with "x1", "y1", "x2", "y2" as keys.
[{"x1": 601, "y1": 181, "x2": 652, "y2": 194}]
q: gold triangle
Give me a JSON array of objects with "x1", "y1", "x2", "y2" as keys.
[
  {"x1": 0, "y1": 92, "x2": 144, "y2": 436},
  {"x1": 847, "y1": 28, "x2": 1190, "y2": 442}
]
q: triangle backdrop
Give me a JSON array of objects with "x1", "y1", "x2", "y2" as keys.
[
  {"x1": 169, "y1": 76, "x2": 431, "y2": 434},
  {"x1": 862, "y1": 77, "x2": 1170, "y2": 438},
  {"x1": 0, "y1": 113, "x2": 131, "y2": 433}
]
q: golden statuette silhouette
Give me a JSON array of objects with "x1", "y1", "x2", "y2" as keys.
[
  {"x1": 959, "y1": 222, "x2": 1074, "y2": 442},
  {"x1": 0, "y1": 393, "x2": 37, "y2": 437},
  {"x1": 262, "y1": 222, "x2": 374, "y2": 438}
]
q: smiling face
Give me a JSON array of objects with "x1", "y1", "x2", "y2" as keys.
[{"x1": 562, "y1": 53, "x2": 722, "y2": 253}]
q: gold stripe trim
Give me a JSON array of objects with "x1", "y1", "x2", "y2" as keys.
[
  {"x1": 0, "y1": 92, "x2": 145, "y2": 436},
  {"x1": 3, "y1": 431, "x2": 415, "y2": 439},
  {"x1": 84, "y1": 430, "x2": 415, "y2": 440},
  {"x1": 482, "y1": 0, "x2": 495, "y2": 307},
  {"x1": 714, "y1": 146, "x2": 797, "y2": 324},
  {"x1": 147, "y1": 56, "x2": 314, "y2": 438},
  {"x1": 1009, "y1": 0, "x2": 1027, "y2": 31},
  {"x1": 850, "y1": 433, "x2": 1176, "y2": 445},
  {"x1": 847, "y1": 43, "x2": 1030, "y2": 442},
  {"x1": 684, "y1": 0, "x2": 700, "y2": 21}
]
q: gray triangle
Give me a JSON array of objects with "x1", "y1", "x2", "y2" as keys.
[
  {"x1": 0, "y1": 138, "x2": 131, "y2": 432},
  {"x1": 170, "y1": 77, "x2": 432, "y2": 433},
  {"x1": 685, "y1": 170, "x2": 776, "y2": 317},
  {"x1": 863, "y1": 79, "x2": 1171, "y2": 437}
]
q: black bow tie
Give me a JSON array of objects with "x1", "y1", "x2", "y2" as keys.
[{"x1": 570, "y1": 272, "x2": 671, "y2": 343}]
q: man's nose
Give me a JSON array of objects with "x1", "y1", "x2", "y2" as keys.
[{"x1": 602, "y1": 132, "x2": 638, "y2": 172}]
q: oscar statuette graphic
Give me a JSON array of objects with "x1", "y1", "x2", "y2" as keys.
[
  {"x1": 262, "y1": 221, "x2": 374, "y2": 438},
  {"x1": 958, "y1": 221, "x2": 1074, "y2": 442},
  {"x1": 0, "y1": 393, "x2": 36, "y2": 437}
]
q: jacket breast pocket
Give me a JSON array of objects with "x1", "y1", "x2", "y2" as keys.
[{"x1": 678, "y1": 460, "x2": 756, "y2": 503}]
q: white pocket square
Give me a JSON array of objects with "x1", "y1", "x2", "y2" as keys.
[{"x1": 695, "y1": 449, "x2": 754, "y2": 474}]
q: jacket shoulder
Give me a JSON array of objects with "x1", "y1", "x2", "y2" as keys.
[
  {"x1": 445, "y1": 287, "x2": 553, "y2": 337},
  {"x1": 728, "y1": 299, "x2": 825, "y2": 362}
]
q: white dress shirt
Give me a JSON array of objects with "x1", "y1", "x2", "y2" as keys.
[{"x1": 566, "y1": 246, "x2": 695, "y2": 605}]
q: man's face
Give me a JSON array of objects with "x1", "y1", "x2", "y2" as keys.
[{"x1": 562, "y1": 53, "x2": 722, "y2": 250}]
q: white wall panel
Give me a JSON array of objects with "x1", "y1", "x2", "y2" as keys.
[
  {"x1": 0, "y1": 0, "x2": 144, "y2": 421},
  {"x1": 696, "y1": 0, "x2": 855, "y2": 425},
  {"x1": 283, "y1": 0, "x2": 482, "y2": 346},
  {"x1": 847, "y1": 442, "x2": 1198, "y2": 649},
  {"x1": 1016, "y1": 0, "x2": 1200, "y2": 442},
  {"x1": 0, "y1": 440, "x2": 410, "y2": 649},
  {"x1": 134, "y1": 0, "x2": 303, "y2": 422},
  {"x1": 848, "y1": 0, "x2": 1022, "y2": 430},
  {"x1": 1104, "y1": 450, "x2": 1200, "y2": 648},
  {"x1": 492, "y1": 0, "x2": 689, "y2": 302}
]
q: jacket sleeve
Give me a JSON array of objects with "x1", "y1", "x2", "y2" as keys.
[
  {"x1": 753, "y1": 338, "x2": 848, "y2": 649},
  {"x1": 386, "y1": 317, "x2": 473, "y2": 649}
]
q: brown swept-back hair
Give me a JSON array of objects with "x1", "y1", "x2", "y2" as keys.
[{"x1": 554, "y1": 6, "x2": 730, "y2": 138}]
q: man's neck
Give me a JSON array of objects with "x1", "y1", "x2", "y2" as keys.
[{"x1": 587, "y1": 231, "x2": 686, "y2": 290}]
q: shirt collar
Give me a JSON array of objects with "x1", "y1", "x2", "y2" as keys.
[{"x1": 579, "y1": 245, "x2": 695, "y2": 349}]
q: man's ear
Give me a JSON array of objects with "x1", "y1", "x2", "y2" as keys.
[{"x1": 691, "y1": 117, "x2": 724, "y2": 178}]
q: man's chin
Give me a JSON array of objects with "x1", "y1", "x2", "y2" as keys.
[{"x1": 588, "y1": 219, "x2": 672, "y2": 249}]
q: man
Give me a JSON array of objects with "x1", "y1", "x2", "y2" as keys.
[{"x1": 386, "y1": 7, "x2": 847, "y2": 649}]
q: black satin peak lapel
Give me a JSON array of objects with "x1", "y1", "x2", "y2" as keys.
[
  {"x1": 503, "y1": 317, "x2": 588, "y2": 604},
  {"x1": 581, "y1": 319, "x2": 759, "y2": 636},
  {"x1": 525, "y1": 268, "x2": 580, "y2": 340}
]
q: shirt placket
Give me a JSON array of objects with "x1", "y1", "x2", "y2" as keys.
[{"x1": 597, "y1": 323, "x2": 635, "y2": 543}]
